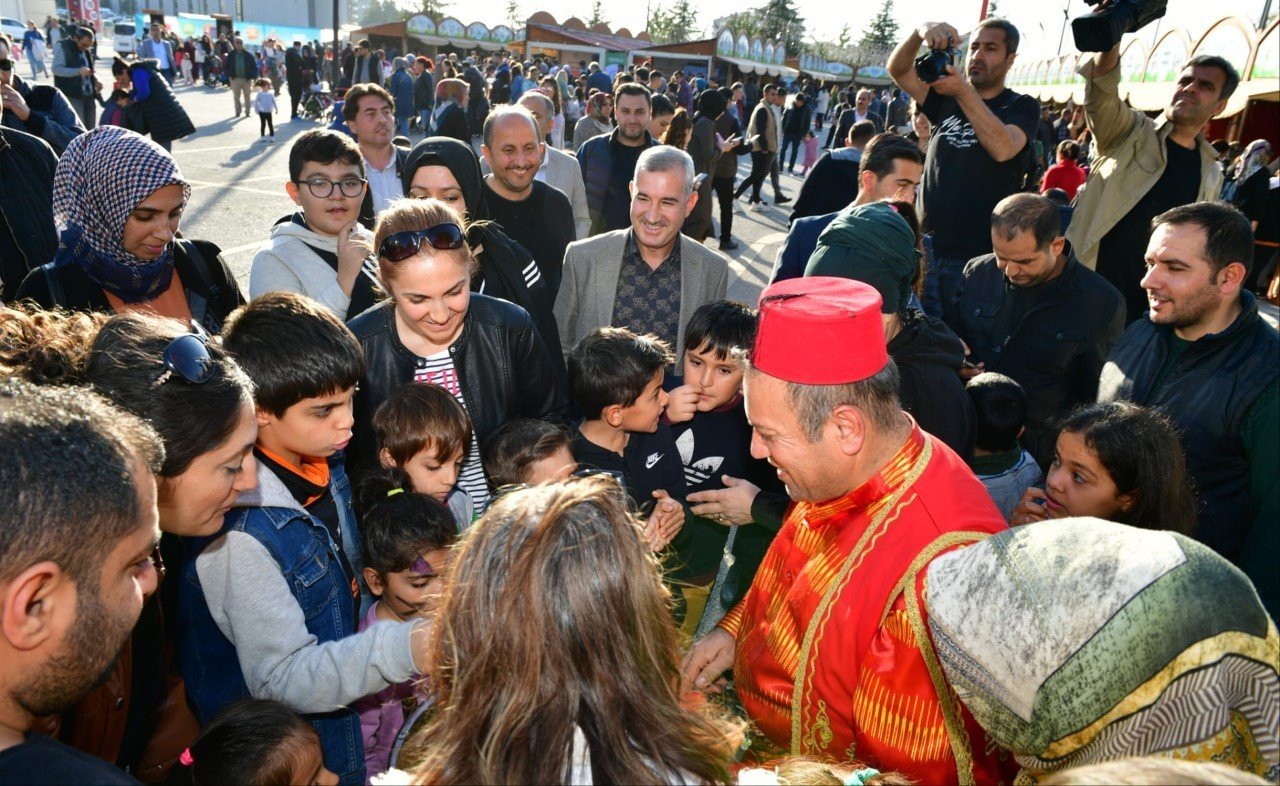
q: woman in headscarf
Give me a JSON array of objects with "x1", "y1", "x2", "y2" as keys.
[
  {"x1": 400, "y1": 135, "x2": 562, "y2": 375},
  {"x1": 806, "y1": 200, "x2": 975, "y2": 460},
  {"x1": 16, "y1": 126, "x2": 244, "y2": 333},
  {"x1": 1222, "y1": 140, "x2": 1275, "y2": 294},
  {"x1": 110, "y1": 55, "x2": 197, "y2": 152},
  {"x1": 682, "y1": 88, "x2": 730, "y2": 242},
  {"x1": 572, "y1": 90, "x2": 612, "y2": 151},
  {"x1": 432, "y1": 78, "x2": 470, "y2": 144},
  {"x1": 925, "y1": 518, "x2": 1279, "y2": 783}
]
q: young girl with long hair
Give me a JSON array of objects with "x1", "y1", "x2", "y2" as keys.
[
  {"x1": 407, "y1": 475, "x2": 741, "y2": 784},
  {"x1": 1011, "y1": 401, "x2": 1197, "y2": 533}
]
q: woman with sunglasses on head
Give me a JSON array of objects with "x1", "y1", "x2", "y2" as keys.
[
  {"x1": 0, "y1": 305, "x2": 258, "y2": 781},
  {"x1": 401, "y1": 475, "x2": 741, "y2": 783},
  {"x1": 15, "y1": 126, "x2": 245, "y2": 334},
  {"x1": 399, "y1": 136, "x2": 563, "y2": 377},
  {"x1": 347, "y1": 198, "x2": 570, "y2": 515}
]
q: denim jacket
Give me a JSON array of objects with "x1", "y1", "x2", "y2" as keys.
[{"x1": 178, "y1": 454, "x2": 415, "y2": 786}]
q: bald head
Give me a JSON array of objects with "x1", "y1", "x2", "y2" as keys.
[
  {"x1": 517, "y1": 91, "x2": 555, "y2": 137},
  {"x1": 482, "y1": 104, "x2": 541, "y2": 150}
]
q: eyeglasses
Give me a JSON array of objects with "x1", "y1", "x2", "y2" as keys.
[
  {"x1": 293, "y1": 176, "x2": 367, "y2": 199},
  {"x1": 377, "y1": 223, "x2": 466, "y2": 262},
  {"x1": 152, "y1": 321, "x2": 214, "y2": 388}
]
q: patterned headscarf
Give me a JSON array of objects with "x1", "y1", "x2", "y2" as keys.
[
  {"x1": 925, "y1": 519, "x2": 1279, "y2": 782},
  {"x1": 1233, "y1": 139, "x2": 1272, "y2": 186},
  {"x1": 51, "y1": 126, "x2": 191, "y2": 303}
]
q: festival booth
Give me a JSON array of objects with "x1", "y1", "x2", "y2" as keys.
[
  {"x1": 138, "y1": 11, "x2": 325, "y2": 48},
  {"x1": 518, "y1": 12, "x2": 650, "y2": 75},
  {"x1": 350, "y1": 15, "x2": 513, "y2": 58},
  {"x1": 1005, "y1": 15, "x2": 1278, "y2": 145},
  {"x1": 789, "y1": 52, "x2": 853, "y2": 87},
  {"x1": 709, "y1": 26, "x2": 797, "y2": 86},
  {"x1": 629, "y1": 36, "x2": 716, "y2": 81}
]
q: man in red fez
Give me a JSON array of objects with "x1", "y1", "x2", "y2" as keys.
[{"x1": 681, "y1": 277, "x2": 1011, "y2": 786}]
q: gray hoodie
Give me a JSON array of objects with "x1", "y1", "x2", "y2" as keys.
[
  {"x1": 194, "y1": 460, "x2": 421, "y2": 713},
  {"x1": 250, "y1": 219, "x2": 375, "y2": 320}
]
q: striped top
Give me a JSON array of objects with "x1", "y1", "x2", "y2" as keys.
[{"x1": 412, "y1": 349, "x2": 490, "y2": 515}]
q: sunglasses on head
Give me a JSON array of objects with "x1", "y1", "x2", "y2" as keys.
[
  {"x1": 377, "y1": 223, "x2": 466, "y2": 262},
  {"x1": 152, "y1": 321, "x2": 214, "y2": 388}
]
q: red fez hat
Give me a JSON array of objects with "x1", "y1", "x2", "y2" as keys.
[{"x1": 753, "y1": 276, "x2": 888, "y2": 384}]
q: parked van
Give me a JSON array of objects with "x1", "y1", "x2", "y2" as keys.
[{"x1": 113, "y1": 22, "x2": 136, "y2": 54}]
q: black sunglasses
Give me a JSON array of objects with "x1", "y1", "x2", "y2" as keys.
[
  {"x1": 152, "y1": 321, "x2": 214, "y2": 388},
  {"x1": 377, "y1": 223, "x2": 466, "y2": 262}
]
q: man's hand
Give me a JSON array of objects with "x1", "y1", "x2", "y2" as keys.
[
  {"x1": 643, "y1": 490, "x2": 684, "y2": 551},
  {"x1": 680, "y1": 629, "x2": 735, "y2": 694},
  {"x1": 688, "y1": 475, "x2": 761, "y2": 525},
  {"x1": 78, "y1": 66, "x2": 93, "y2": 77},
  {"x1": 958, "y1": 340, "x2": 984, "y2": 380},
  {"x1": 0, "y1": 84, "x2": 31, "y2": 121},
  {"x1": 929, "y1": 64, "x2": 975, "y2": 99},
  {"x1": 665, "y1": 384, "x2": 700, "y2": 424},
  {"x1": 335, "y1": 220, "x2": 373, "y2": 297},
  {"x1": 916, "y1": 22, "x2": 960, "y2": 51}
]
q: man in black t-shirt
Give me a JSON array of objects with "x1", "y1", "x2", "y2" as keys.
[
  {"x1": 480, "y1": 105, "x2": 576, "y2": 296},
  {"x1": 889, "y1": 16, "x2": 1040, "y2": 313},
  {"x1": 1067, "y1": 48, "x2": 1239, "y2": 323},
  {"x1": 0, "y1": 384, "x2": 161, "y2": 785}
]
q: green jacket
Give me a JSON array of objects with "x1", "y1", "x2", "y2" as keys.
[{"x1": 1066, "y1": 59, "x2": 1222, "y2": 270}]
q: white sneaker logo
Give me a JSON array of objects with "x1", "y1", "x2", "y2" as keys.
[{"x1": 645, "y1": 452, "x2": 663, "y2": 469}]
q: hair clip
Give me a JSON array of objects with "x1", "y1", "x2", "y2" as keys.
[
  {"x1": 387, "y1": 487, "x2": 405, "y2": 497},
  {"x1": 843, "y1": 768, "x2": 880, "y2": 786}
]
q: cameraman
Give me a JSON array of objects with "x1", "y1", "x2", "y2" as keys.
[
  {"x1": 889, "y1": 18, "x2": 1040, "y2": 314},
  {"x1": 1067, "y1": 42, "x2": 1238, "y2": 322}
]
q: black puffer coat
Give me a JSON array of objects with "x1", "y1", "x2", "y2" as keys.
[{"x1": 125, "y1": 59, "x2": 196, "y2": 143}]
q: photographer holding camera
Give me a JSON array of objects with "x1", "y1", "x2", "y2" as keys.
[
  {"x1": 1067, "y1": 30, "x2": 1238, "y2": 322},
  {"x1": 889, "y1": 18, "x2": 1040, "y2": 314}
]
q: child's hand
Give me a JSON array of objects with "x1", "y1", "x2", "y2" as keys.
[
  {"x1": 643, "y1": 490, "x2": 684, "y2": 551},
  {"x1": 665, "y1": 384, "x2": 700, "y2": 424},
  {"x1": 1011, "y1": 487, "x2": 1052, "y2": 525}
]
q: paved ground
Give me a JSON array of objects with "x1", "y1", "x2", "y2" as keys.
[{"x1": 154, "y1": 74, "x2": 799, "y2": 306}]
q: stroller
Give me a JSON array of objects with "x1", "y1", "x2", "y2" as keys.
[
  {"x1": 203, "y1": 54, "x2": 223, "y2": 87},
  {"x1": 299, "y1": 82, "x2": 335, "y2": 121}
]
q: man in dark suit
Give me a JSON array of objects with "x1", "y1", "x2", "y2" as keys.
[
  {"x1": 829, "y1": 88, "x2": 884, "y2": 149},
  {"x1": 285, "y1": 40, "x2": 305, "y2": 119}
]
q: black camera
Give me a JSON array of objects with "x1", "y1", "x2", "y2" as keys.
[
  {"x1": 1072, "y1": 0, "x2": 1168, "y2": 52},
  {"x1": 914, "y1": 48, "x2": 955, "y2": 84}
]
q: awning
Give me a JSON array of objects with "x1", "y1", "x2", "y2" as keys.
[
  {"x1": 801, "y1": 69, "x2": 840, "y2": 81},
  {"x1": 717, "y1": 54, "x2": 797, "y2": 79}
]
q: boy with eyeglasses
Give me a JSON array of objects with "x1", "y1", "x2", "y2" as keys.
[{"x1": 250, "y1": 129, "x2": 380, "y2": 321}]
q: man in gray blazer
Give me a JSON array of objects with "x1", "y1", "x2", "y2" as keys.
[{"x1": 554, "y1": 145, "x2": 731, "y2": 363}]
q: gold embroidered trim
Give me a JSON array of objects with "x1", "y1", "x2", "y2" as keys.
[{"x1": 788, "y1": 437, "x2": 934, "y2": 755}]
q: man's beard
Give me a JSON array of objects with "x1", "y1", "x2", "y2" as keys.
[{"x1": 16, "y1": 585, "x2": 138, "y2": 717}]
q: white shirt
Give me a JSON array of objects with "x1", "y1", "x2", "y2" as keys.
[
  {"x1": 148, "y1": 38, "x2": 170, "y2": 69},
  {"x1": 364, "y1": 154, "x2": 401, "y2": 215}
]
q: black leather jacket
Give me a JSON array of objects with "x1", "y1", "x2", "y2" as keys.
[{"x1": 346, "y1": 295, "x2": 571, "y2": 482}]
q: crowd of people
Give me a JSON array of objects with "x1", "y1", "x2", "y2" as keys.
[{"x1": 0, "y1": 10, "x2": 1278, "y2": 786}]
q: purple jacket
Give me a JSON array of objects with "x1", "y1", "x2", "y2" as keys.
[{"x1": 353, "y1": 603, "x2": 425, "y2": 782}]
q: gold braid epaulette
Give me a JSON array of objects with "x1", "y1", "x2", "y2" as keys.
[{"x1": 904, "y1": 530, "x2": 997, "y2": 786}]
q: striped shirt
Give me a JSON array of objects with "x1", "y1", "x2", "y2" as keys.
[{"x1": 412, "y1": 349, "x2": 490, "y2": 515}]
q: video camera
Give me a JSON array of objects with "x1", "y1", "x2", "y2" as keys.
[{"x1": 1072, "y1": 0, "x2": 1168, "y2": 52}]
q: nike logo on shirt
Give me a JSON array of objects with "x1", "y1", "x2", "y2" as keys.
[{"x1": 645, "y1": 452, "x2": 663, "y2": 469}]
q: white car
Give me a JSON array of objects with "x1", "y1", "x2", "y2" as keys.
[
  {"x1": 113, "y1": 21, "x2": 136, "y2": 54},
  {"x1": 0, "y1": 18, "x2": 27, "y2": 42}
]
